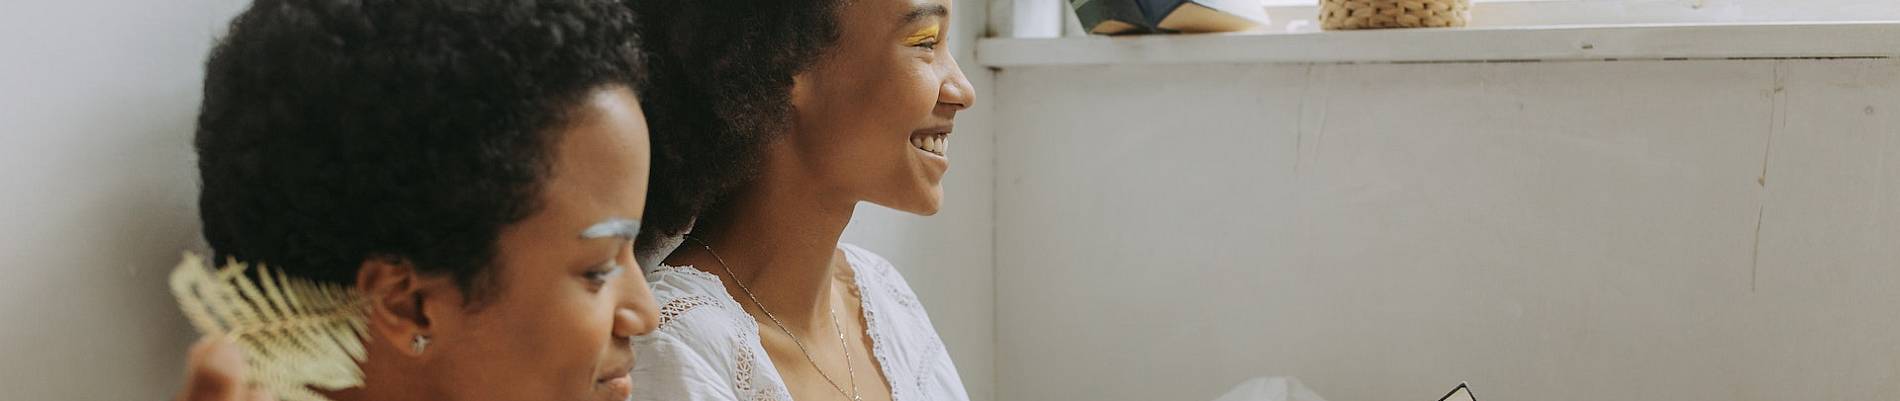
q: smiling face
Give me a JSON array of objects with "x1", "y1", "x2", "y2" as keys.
[
  {"x1": 783, "y1": 0, "x2": 975, "y2": 215},
  {"x1": 414, "y1": 86, "x2": 660, "y2": 401}
]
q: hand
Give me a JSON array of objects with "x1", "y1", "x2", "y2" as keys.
[{"x1": 174, "y1": 336, "x2": 278, "y2": 401}]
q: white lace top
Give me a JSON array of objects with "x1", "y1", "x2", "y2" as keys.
[{"x1": 630, "y1": 243, "x2": 970, "y2": 401}]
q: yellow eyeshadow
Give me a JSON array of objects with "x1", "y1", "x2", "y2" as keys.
[{"x1": 904, "y1": 24, "x2": 942, "y2": 44}]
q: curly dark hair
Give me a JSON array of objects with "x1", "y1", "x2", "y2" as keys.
[
  {"x1": 194, "y1": 0, "x2": 644, "y2": 299},
  {"x1": 627, "y1": 0, "x2": 845, "y2": 250}
]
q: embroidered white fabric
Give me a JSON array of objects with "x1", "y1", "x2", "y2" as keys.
[{"x1": 630, "y1": 243, "x2": 970, "y2": 401}]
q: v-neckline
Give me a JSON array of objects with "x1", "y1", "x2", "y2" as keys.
[{"x1": 666, "y1": 246, "x2": 900, "y2": 401}]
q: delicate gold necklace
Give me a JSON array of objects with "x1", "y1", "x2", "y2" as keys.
[{"x1": 685, "y1": 235, "x2": 863, "y2": 401}]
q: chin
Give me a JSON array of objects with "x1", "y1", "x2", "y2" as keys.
[
  {"x1": 890, "y1": 198, "x2": 942, "y2": 216},
  {"x1": 875, "y1": 186, "x2": 944, "y2": 216}
]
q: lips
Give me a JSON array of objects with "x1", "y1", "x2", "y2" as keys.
[
  {"x1": 596, "y1": 360, "x2": 633, "y2": 383},
  {"x1": 596, "y1": 354, "x2": 634, "y2": 395},
  {"x1": 597, "y1": 359, "x2": 634, "y2": 401},
  {"x1": 600, "y1": 374, "x2": 633, "y2": 400}
]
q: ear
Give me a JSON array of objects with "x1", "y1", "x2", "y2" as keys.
[
  {"x1": 356, "y1": 256, "x2": 460, "y2": 357},
  {"x1": 789, "y1": 72, "x2": 815, "y2": 111}
]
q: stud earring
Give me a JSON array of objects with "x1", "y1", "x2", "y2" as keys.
[{"x1": 411, "y1": 334, "x2": 431, "y2": 354}]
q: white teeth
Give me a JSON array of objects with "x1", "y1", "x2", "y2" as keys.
[{"x1": 913, "y1": 133, "x2": 948, "y2": 155}]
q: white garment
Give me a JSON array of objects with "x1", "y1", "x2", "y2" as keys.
[{"x1": 631, "y1": 243, "x2": 970, "y2": 401}]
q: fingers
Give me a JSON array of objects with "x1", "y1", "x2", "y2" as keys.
[{"x1": 177, "y1": 336, "x2": 249, "y2": 401}]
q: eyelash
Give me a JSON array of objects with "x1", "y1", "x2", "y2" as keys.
[
  {"x1": 912, "y1": 37, "x2": 940, "y2": 50},
  {"x1": 583, "y1": 263, "x2": 623, "y2": 286}
]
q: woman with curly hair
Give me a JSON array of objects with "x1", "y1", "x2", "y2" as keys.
[
  {"x1": 174, "y1": 0, "x2": 660, "y2": 400},
  {"x1": 626, "y1": 0, "x2": 977, "y2": 400}
]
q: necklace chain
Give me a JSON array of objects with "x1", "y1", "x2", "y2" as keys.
[{"x1": 685, "y1": 235, "x2": 863, "y2": 401}]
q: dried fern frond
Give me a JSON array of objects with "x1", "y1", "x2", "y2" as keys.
[{"x1": 170, "y1": 252, "x2": 371, "y2": 401}]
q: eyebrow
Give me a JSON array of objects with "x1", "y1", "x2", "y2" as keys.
[
  {"x1": 901, "y1": 4, "x2": 949, "y2": 25},
  {"x1": 579, "y1": 218, "x2": 641, "y2": 241}
]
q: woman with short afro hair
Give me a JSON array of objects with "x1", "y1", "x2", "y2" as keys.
[{"x1": 176, "y1": 0, "x2": 661, "y2": 400}]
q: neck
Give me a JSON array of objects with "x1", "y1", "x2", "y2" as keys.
[{"x1": 682, "y1": 163, "x2": 857, "y2": 333}]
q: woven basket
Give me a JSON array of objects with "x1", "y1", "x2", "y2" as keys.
[{"x1": 1320, "y1": 0, "x2": 1469, "y2": 30}]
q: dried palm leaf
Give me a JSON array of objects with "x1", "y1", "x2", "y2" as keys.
[{"x1": 169, "y1": 252, "x2": 370, "y2": 401}]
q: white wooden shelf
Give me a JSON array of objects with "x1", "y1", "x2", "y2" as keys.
[{"x1": 975, "y1": 22, "x2": 1900, "y2": 67}]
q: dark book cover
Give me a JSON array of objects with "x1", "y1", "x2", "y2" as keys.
[
  {"x1": 1073, "y1": 0, "x2": 1268, "y2": 35},
  {"x1": 1072, "y1": 0, "x2": 1151, "y2": 34}
]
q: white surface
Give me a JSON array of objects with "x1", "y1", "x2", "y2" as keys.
[
  {"x1": 993, "y1": 58, "x2": 1900, "y2": 401},
  {"x1": 977, "y1": 22, "x2": 1900, "y2": 67},
  {"x1": 0, "y1": 0, "x2": 247, "y2": 399},
  {"x1": 1209, "y1": 377, "x2": 1328, "y2": 401},
  {"x1": 840, "y1": 0, "x2": 998, "y2": 400},
  {"x1": 997, "y1": 0, "x2": 1066, "y2": 38}
]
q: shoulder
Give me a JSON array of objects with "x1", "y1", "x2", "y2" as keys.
[
  {"x1": 645, "y1": 264, "x2": 748, "y2": 337},
  {"x1": 635, "y1": 264, "x2": 794, "y2": 401},
  {"x1": 631, "y1": 265, "x2": 751, "y2": 397}
]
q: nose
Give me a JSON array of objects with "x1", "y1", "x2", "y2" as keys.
[
  {"x1": 613, "y1": 268, "x2": 660, "y2": 338},
  {"x1": 937, "y1": 54, "x2": 976, "y2": 112}
]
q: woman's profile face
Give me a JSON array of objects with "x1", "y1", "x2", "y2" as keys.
[
  {"x1": 414, "y1": 86, "x2": 660, "y2": 401},
  {"x1": 787, "y1": 0, "x2": 976, "y2": 215}
]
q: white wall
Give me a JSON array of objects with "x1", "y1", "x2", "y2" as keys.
[
  {"x1": 841, "y1": 0, "x2": 998, "y2": 400},
  {"x1": 0, "y1": 1, "x2": 246, "y2": 399},
  {"x1": 993, "y1": 59, "x2": 1900, "y2": 401}
]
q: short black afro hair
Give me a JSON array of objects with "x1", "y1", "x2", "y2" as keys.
[
  {"x1": 195, "y1": 0, "x2": 644, "y2": 298},
  {"x1": 627, "y1": 0, "x2": 846, "y2": 250}
]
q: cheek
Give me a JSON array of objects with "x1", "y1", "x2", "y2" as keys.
[
  {"x1": 836, "y1": 59, "x2": 938, "y2": 121},
  {"x1": 546, "y1": 294, "x2": 619, "y2": 350},
  {"x1": 480, "y1": 290, "x2": 617, "y2": 374},
  {"x1": 855, "y1": 68, "x2": 940, "y2": 140},
  {"x1": 895, "y1": 65, "x2": 942, "y2": 115},
  {"x1": 798, "y1": 60, "x2": 942, "y2": 175}
]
